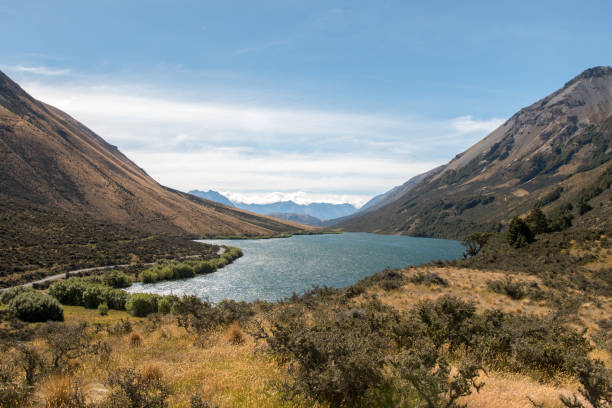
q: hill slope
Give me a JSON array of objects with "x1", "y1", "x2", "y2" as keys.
[
  {"x1": 0, "y1": 70, "x2": 309, "y2": 237},
  {"x1": 336, "y1": 66, "x2": 612, "y2": 238}
]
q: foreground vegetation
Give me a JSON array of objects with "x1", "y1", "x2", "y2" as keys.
[{"x1": 0, "y1": 223, "x2": 610, "y2": 407}]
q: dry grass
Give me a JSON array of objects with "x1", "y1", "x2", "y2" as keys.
[
  {"x1": 460, "y1": 371, "x2": 586, "y2": 408},
  {"x1": 13, "y1": 263, "x2": 611, "y2": 407},
  {"x1": 226, "y1": 321, "x2": 245, "y2": 345},
  {"x1": 129, "y1": 331, "x2": 143, "y2": 348},
  {"x1": 362, "y1": 266, "x2": 551, "y2": 316}
]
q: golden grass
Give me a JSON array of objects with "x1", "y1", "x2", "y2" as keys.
[
  {"x1": 361, "y1": 266, "x2": 551, "y2": 316},
  {"x1": 15, "y1": 262, "x2": 611, "y2": 407}
]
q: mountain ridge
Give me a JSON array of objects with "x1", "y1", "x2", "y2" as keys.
[
  {"x1": 335, "y1": 66, "x2": 612, "y2": 238},
  {"x1": 188, "y1": 189, "x2": 358, "y2": 222},
  {"x1": 0, "y1": 70, "x2": 311, "y2": 237}
]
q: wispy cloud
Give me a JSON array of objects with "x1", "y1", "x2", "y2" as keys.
[
  {"x1": 3, "y1": 65, "x2": 71, "y2": 76},
  {"x1": 19, "y1": 79, "x2": 504, "y2": 204}
]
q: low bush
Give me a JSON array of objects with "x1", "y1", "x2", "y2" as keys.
[
  {"x1": 103, "y1": 367, "x2": 170, "y2": 408},
  {"x1": 485, "y1": 277, "x2": 541, "y2": 300},
  {"x1": 97, "y1": 303, "x2": 109, "y2": 316},
  {"x1": 138, "y1": 248, "x2": 242, "y2": 284},
  {"x1": 126, "y1": 293, "x2": 160, "y2": 317},
  {"x1": 408, "y1": 271, "x2": 448, "y2": 286},
  {"x1": 0, "y1": 286, "x2": 35, "y2": 304},
  {"x1": 103, "y1": 270, "x2": 132, "y2": 288},
  {"x1": 8, "y1": 291, "x2": 64, "y2": 322},
  {"x1": 48, "y1": 278, "x2": 128, "y2": 310}
]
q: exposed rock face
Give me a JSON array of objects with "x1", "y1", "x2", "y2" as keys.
[
  {"x1": 335, "y1": 67, "x2": 612, "y2": 238},
  {"x1": 0, "y1": 70, "x2": 309, "y2": 236}
]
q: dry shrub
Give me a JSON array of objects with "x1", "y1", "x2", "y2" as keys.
[
  {"x1": 129, "y1": 332, "x2": 143, "y2": 348},
  {"x1": 227, "y1": 322, "x2": 245, "y2": 345},
  {"x1": 141, "y1": 363, "x2": 164, "y2": 383},
  {"x1": 43, "y1": 376, "x2": 86, "y2": 408}
]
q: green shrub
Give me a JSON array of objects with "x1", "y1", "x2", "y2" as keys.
[
  {"x1": 103, "y1": 270, "x2": 132, "y2": 288},
  {"x1": 103, "y1": 367, "x2": 170, "y2": 408},
  {"x1": 0, "y1": 286, "x2": 35, "y2": 304},
  {"x1": 157, "y1": 297, "x2": 171, "y2": 314},
  {"x1": 268, "y1": 304, "x2": 388, "y2": 406},
  {"x1": 98, "y1": 303, "x2": 109, "y2": 316},
  {"x1": 48, "y1": 278, "x2": 127, "y2": 310},
  {"x1": 507, "y1": 217, "x2": 535, "y2": 248},
  {"x1": 126, "y1": 293, "x2": 160, "y2": 317},
  {"x1": 8, "y1": 291, "x2": 64, "y2": 322}
]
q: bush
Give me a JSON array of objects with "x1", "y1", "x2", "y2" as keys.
[
  {"x1": 486, "y1": 277, "x2": 536, "y2": 300},
  {"x1": 525, "y1": 208, "x2": 550, "y2": 234},
  {"x1": 408, "y1": 271, "x2": 448, "y2": 286},
  {"x1": 48, "y1": 278, "x2": 128, "y2": 310},
  {"x1": 98, "y1": 303, "x2": 109, "y2": 316},
  {"x1": 103, "y1": 270, "x2": 132, "y2": 288},
  {"x1": 268, "y1": 302, "x2": 390, "y2": 406},
  {"x1": 8, "y1": 291, "x2": 64, "y2": 322},
  {"x1": 126, "y1": 293, "x2": 160, "y2": 317},
  {"x1": 157, "y1": 297, "x2": 171, "y2": 314},
  {"x1": 0, "y1": 286, "x2": 35, "y2": 304},
  {"x1": 103, "y1": 367, "x2": 170, "y2": 408},
  {"x1": 507, "y1": 217, "x2": 535, "y2": 248}
]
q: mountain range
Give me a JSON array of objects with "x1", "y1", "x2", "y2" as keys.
[
  {"x1": 0, "y1": 70, "x2": 310, "y2": 238},
  {"x1": 188, "y1": 189, "x2": 357, "y2": 225},
  {"x1": 334, "y1": 66, "x2": 612, "y2": 238}
]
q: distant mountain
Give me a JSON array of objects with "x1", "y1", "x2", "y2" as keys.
[
  {"x1": 188, "y1": 189, "x2": 234, "y2": 206},
  {"x1": 336, "y1": 66, "x2": 612, "y2": 238},
  {"x1": 188, "y1": 190, "x2": 358, "y2": 221},
  {"x1": 267, "y1": 212, "x2": 324, "y2": 226},
  {"x1": 0, "y1": 70, "x2": 309, "y2": 237}
]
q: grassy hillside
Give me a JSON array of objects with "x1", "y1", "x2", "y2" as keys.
[{"x1": 0, "y1": 194, "x2": 221, "y2": 288}]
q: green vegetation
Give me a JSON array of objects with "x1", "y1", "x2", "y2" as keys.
[
  {"x1": 139, "y1": 247, "x2": 242, "y2": 283},
  {"x1": 48, "y1": 277, "x2": 129, "y2": 310},
  {"x1": 125, "y1": 293, "x2": 162, "y2": 317},
  {"x1": 507, "y1": 217, "x2": 535, "y2": 248},
  {"x1": 7, "y1": 291, "x2": 64, "y2": 322}
]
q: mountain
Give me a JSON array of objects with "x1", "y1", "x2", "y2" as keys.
[
  {"x1": 188, "y1": 189, "x2": 234, "y2": 207},
  {"x1": 266, "y1": 212, "x2": 324, "y2": 226},
  {"x1": 188, "y1": 190, "x2": 358, "y2": 220},
  {"x1": 336, "y1": 66, "x2": 612, "y2": 238},
  {"x1": 358, "y1": 166, "x2": 444, "y2": 214},
  {"x1": 0, "y1": 70, "x2": 310, "y2": 237}
]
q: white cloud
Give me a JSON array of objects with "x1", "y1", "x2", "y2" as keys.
[
  {"x1": 17, "y1": 79, "x2": 504, "y2": 204},
  {"x1": 3, "y1": 65, "x2": 71, "y2": 76},
  {"x1": 451, "y1": 115, "x2": 504, "y2": 134}
]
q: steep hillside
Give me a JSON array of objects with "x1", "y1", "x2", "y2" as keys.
[
  {"x1": 337, "y1": 66, "x2": 612, "y2": 238},
  {"x1": 0, "y1": 70, "x2": 310, "y2": 237}
]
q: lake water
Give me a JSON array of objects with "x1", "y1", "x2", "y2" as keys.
[{"x1": 126, "y1": 232, "x2": 463, "y2": 303}]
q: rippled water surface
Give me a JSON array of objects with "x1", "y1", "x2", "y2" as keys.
[{"x1": 127, "y1": 232, "x2": 463, "y2": 302}]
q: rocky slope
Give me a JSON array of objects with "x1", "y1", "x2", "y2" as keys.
[
  {"x1": 0, "y1": 70, "x2": 310, "y2": 237},
  {"x1": 336, "y1": 66, "x2": 612, "y2": 238}
]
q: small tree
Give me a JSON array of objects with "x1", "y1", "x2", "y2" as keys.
[
  {"x1": 461, "y1": 232, "x2": 491, "y2": 258},
  {"x1": 525, "y1": 208, "x2": 550, "y2": 234},
  {"x1": 507, "y1": 217, "x2": 534, "y2": 248}
]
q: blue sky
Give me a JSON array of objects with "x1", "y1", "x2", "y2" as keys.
[{"x1": 1, "y1": 1, "x2": 611, "y2": 206}]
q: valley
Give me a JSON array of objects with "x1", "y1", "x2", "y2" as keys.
[{"x1": 0, "y1": 59, "x2": 610, "y2": 408}]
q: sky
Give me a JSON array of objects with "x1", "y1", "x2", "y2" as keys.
[{"x1": 0, "y1": 1, "x2": 611, "y2": 207}]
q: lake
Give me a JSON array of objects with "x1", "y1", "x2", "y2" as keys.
[{"x1": 126, "y1": 232, "x2": 464, "y2": 303}]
